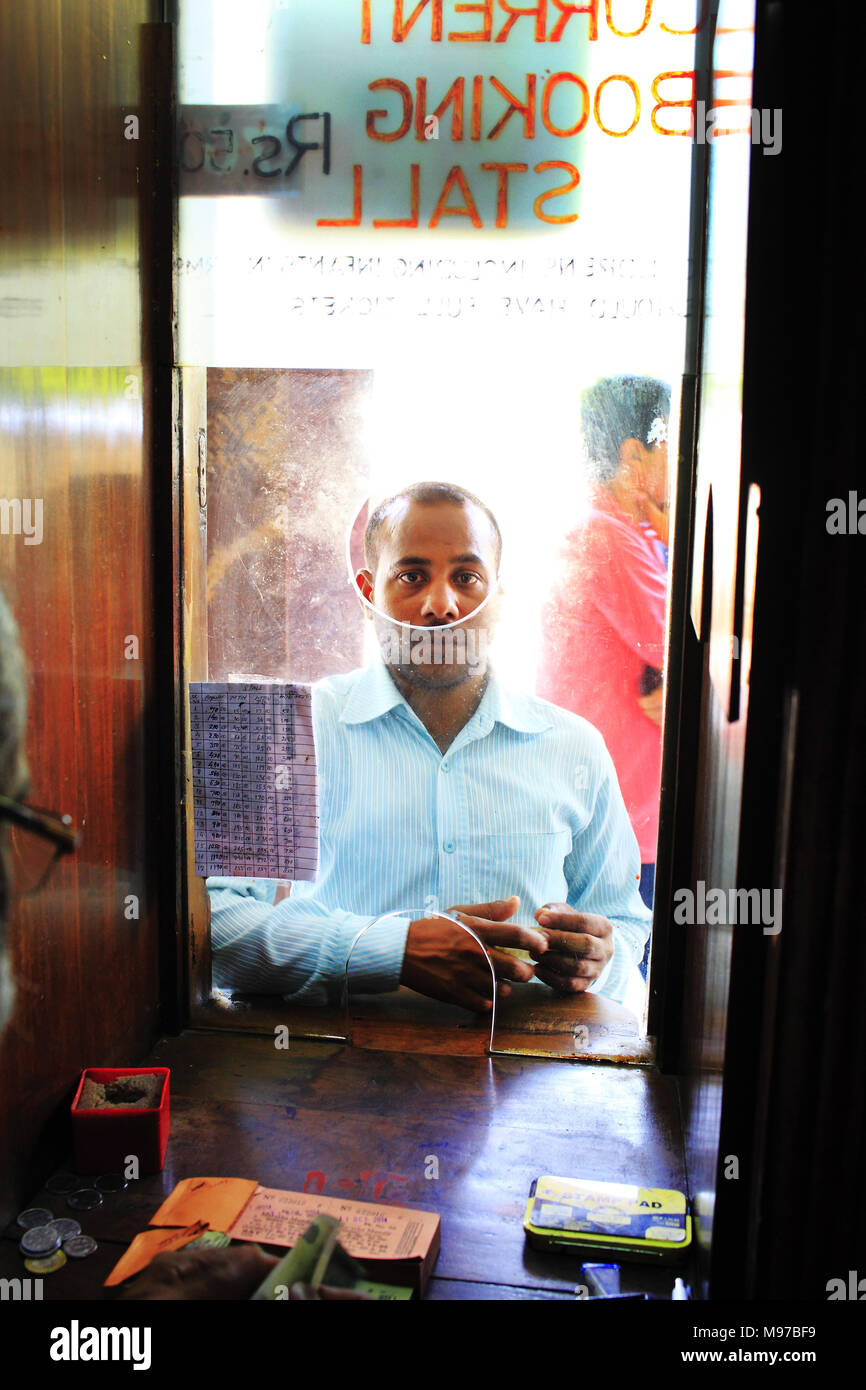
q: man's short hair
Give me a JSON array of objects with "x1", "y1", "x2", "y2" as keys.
[
  {"x1": 581, "y1": 376, "x2": 672, "y2": 482},
  {"x1": 363, "y1": 481, "x2": 503, "y2": 575}
]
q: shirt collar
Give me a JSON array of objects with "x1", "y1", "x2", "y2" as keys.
[
  {"x1": 340, "y1": 659, "x2": 552, "y2": 736},
  {"x1": 476, "y1": 669, "x2": 553, "y2": 736},
  {"x1": 339, "y1": 659, "x2": 406, "y2": 725}
]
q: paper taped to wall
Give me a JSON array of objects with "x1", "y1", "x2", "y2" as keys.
[{"x1": 190, "y1": 682, "x2": 318, "y2": 879}]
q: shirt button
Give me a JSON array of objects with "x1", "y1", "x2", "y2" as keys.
[
  {"x1": 442, "y1": 840, "x2": 455, "y2": 854},
  {"x1": 440, "y1": 761, "x2": 450, "y2": 773}
]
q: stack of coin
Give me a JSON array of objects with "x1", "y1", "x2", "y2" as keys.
[
  {"x1": 15, "y1": 1167, "x2": 130, "y2": 1277},
  {"x1": 16, "y1": 1205, "x2": 99, "y2": 1273},
  {"x1": 19, "y1": 1224, "x2": 60, "y2": 1257},
  {"x1": 19, "y1": 1221, "x2": 62, "y2": 1274}
]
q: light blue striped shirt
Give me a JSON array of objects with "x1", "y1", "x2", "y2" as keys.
[{"x1": 208, "y1": 661, "x2": 651, "y2": 1006}]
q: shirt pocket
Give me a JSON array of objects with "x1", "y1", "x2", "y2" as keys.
[{"x1": 470, "y1": 828, "x2": 573, "y2": 914}]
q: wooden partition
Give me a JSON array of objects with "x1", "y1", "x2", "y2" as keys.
[
  {"x1": 655, "y1": 0, "x2": 776, "y2": 1297},
  {"x1": 0, "y1": 1, "x2": 170, "y2": 1226},
  {"x1": 657, "y1": 0, "x2": 866, "y2": 1299}
]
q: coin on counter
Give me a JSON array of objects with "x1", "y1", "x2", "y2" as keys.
[
  {"x1": 95, "y1": 1174, "x2": 128, "y2": 1193},
  {"x1": 25, "y1": 1250, "x2": 68, "y2": 1274},
  {"x1": 16, "y1": 1207, "x2": 55, "y2": 1229},
  {"x1": 45, "y1": 1173, "x2": 83, "y2": 1195},
  {"x1": 46, "y1": 1218, "x2": 81, "y2": 1241},
  {"x1": 63, "y1": 1235, "x2": 98, "y2": 1259},
  {"x1": 19, "y1": 1225, "x2": 62, "y2": 1257},
  {"x1": 67, "y1": 1189, "x2": 103, "y2": 1211}
]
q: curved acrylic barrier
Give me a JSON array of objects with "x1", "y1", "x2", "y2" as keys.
[{"x1": 342, "y1": 908, "x2": 498, "y2": 1053}]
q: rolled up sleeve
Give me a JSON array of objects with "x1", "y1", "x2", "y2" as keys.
[{"x1": 207, "y1": 877, "x2": 410, "y2": 1006}]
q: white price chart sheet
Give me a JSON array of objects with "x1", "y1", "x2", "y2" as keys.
[{"x1": 190, "y1": 682, "x2": 318, "y2": 880}]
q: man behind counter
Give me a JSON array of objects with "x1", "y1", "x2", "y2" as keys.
[{"x1": 209, "y1": 481, "x2": 651, "y2": 1010}]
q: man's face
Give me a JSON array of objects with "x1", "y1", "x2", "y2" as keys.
[{"x1": 359, "y1": 499, "x2": 500, "y2": 690}]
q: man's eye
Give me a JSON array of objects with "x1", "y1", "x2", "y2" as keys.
[
  {"x1": 456, "y1": 572, "x2": 480, "y2": 585},
  {"x1": 398, "y1": 571, "x2": 423, "y2": 584}
]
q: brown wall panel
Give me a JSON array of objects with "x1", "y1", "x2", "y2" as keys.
[{"x1": 0, "y1": 2, "x2": 164, "y2": 1225}]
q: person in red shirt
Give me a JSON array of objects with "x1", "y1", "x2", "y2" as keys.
[{"x1": 537, "y1": 377, "x2": 671, "y2": 976}]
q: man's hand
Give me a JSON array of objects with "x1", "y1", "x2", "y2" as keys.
[
  {"x1": 400, "y1": 895, "x2": 548, "y2": 1013},
  {"x1": 117, "y1": 1244, "x2": 279, "y2": 1300},
  {"x1": 530, "y1": 904, "x2": 614, "y2": 993},
  {"x1": 635, "y1": 491, "x2": 669, "y2": 547}
]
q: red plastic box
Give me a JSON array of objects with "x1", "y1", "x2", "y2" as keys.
[{"x1": 71, "y1": 1068, "x2": 170, "y2": 1176}]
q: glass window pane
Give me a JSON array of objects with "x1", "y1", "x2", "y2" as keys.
[{"x1": 177, "y1": 1, "x2": 754, "y2": 1030}]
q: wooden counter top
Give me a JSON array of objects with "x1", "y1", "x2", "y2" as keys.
[
  {"x1": 197, "y1": 979, "x2": 654, "y2": 1063},
  {"x1": 1, "y1": 1027, "x2": 686, "y2": 1300}
]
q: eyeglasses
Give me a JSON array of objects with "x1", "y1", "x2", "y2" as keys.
[{"x1": 0, "y1": 795, "x2": 81, "y2": 896}]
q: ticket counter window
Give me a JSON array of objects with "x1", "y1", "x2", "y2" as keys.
[{"x1": 176, "y1": 0, "x2": 757, "y2": 1047}]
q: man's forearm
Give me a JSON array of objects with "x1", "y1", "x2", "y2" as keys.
[{"x1": 208, "y1": 880, "x2": 410, "y2": 1004}]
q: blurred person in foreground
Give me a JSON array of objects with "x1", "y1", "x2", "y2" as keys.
[{"x1": 0, "y1": 585, "x2": 326, "y2": 1300}]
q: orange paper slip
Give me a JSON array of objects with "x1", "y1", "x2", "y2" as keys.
[
  {"x1": 104, "y1": 1222, "x2": 209, "y2": 1287},
  {"x1": 149, "y1": 1177, "x2": 259, "y2": 1231},
  {"x1": 229, "y1": 1186, "x2": 439, "y2": 1261}
]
